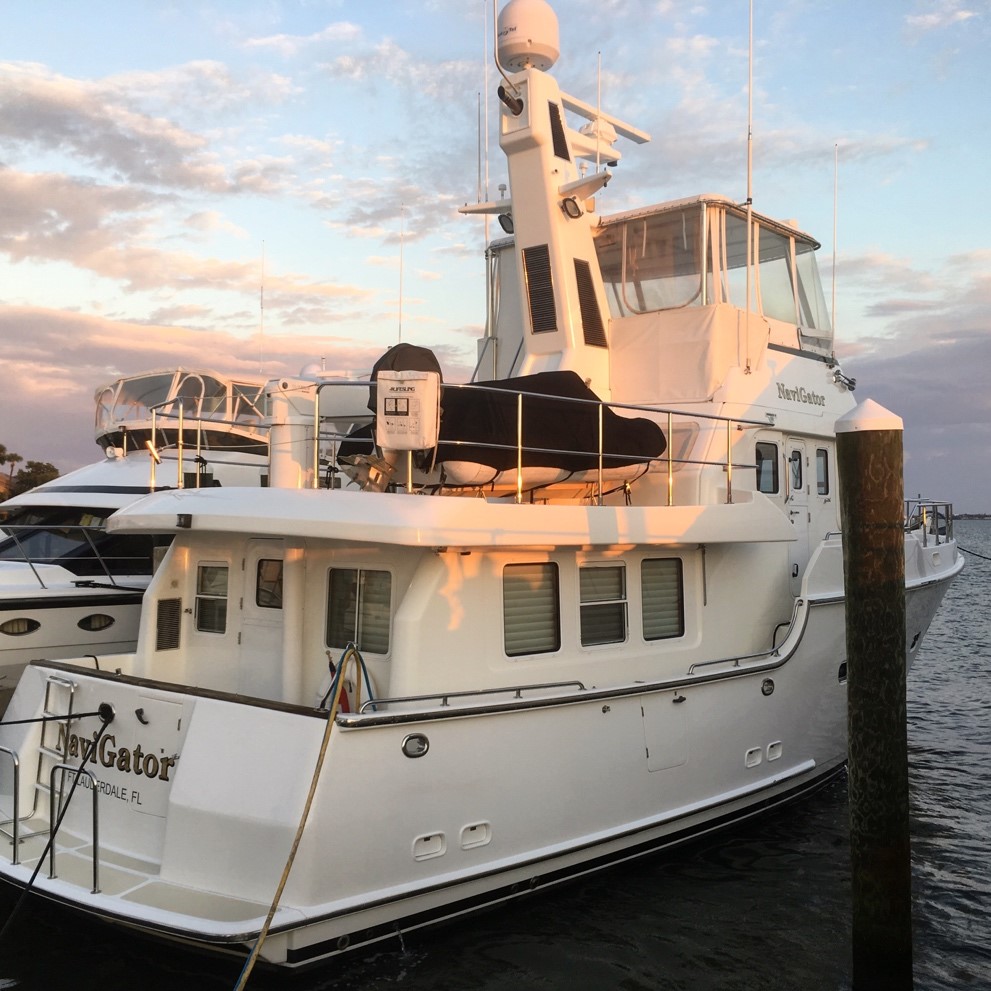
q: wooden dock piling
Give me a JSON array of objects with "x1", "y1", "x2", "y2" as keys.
[{"x1": 836, "y1": 399, "x2": 913, "y2": 990}]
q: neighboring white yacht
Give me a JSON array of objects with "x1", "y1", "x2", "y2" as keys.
[
  {"x1": 0, "y1": 369, "x2": 272, "y2": 710},
  {"x1": 0, "y1": 0, "x2": 962, "y2": 971}
]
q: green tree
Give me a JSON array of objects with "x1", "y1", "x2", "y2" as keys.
[{"x1": 11, "y1": 460, "x2": 59, "y2": 496}]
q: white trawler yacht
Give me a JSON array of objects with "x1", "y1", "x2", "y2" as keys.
[
  {"x1": 0, "y1": 369, "x2": 272, "y2": 710},
  {"x1": 0, "y1": 0, "x2": 962, "y2": 970}
]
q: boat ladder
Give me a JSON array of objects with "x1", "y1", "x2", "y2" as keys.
[{"x1": 0, "y1": 675, "x2": 101, "y2": 881}]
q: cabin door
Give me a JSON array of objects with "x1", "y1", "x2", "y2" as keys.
[
  {"x1": 786, "y1": 439, "x2": 810, "y2": 595},
  {"x1": 238, "y1": 539, "x2": 285, "y2": 699}
]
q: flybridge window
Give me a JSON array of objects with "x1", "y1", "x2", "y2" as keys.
[
  {"x1": 594, "y1": 207, "x2": 703, "y2": 317},
  {"x1": 503, "y1": 563, "x2": 560, "y2": 657},
  {"x1": 580, "y1": 565, "x2": 627, "y2": 646},
  {"x1": 756, "y1": 442, "x2": 779, "y2": 494},
  {"x1": 326, "y1": 568, "x2": 391, "y2": 654},
  {"x1": 756, "y1": 227, "x2": 797, "y2": 325},
  {"x1": 641, "y1": 559, "x2": 685, "y2": 640},
  {"x1": 709, "y1": 208, "x2": 832, "y2": 343},
  {"x1": 195, "y1": 564, "x2": 228, "y2": 634}
]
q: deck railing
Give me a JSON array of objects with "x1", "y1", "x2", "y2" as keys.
[
  {"x1": 904, "y1": 499, "x2": 955, "y2": 546},
  {"x1": 313, "y1": 379, "x2": 771, "y2": 506}
]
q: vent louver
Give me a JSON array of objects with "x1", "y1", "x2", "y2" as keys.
[
  {"x1": 574, "y1": 259, "x2": 607, "y2": 347},
  {"x1": 156, "y1": 597, "x2": 182, "y2": 651},
  {"x1": 548, "y1": 102, "x2": 570, "y2": 161},
  {"x1": 523, "y1": 244, "x2": 557, "y2": 333}
]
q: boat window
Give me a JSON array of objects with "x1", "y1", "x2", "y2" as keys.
[
  {"x1": 77, "y1": 614, "x2": 115, "y2": 632},
  {"x1": 594, "y1": 207, "x2": 703, "y2": 317},
  {"x1": 0, "y1": 618, "x2": 41, "y2": 637},
  {"x1": 755, "y1": 442, "x2": 779, "y2": 494},
  {"x1": 721, "y1": 211, "x2": 752, "y2": 310},
  {"x1": 795, "y1": 241, "x2": 831, "y2": 334},
  {"x1": 0, "y1": 506, "x2": 157, "y2": 577},
  {"x1": 195, "y1": 564, "x2": 229, "y2": 634},
  {"x1": 256, "y1": 559, "x2": 283, "y2": 609},
  {"x1": 816, "y1": 448, "x2": 830, "y2": 496},
  {"x1": 789, "y1": 450, "x2": 804, "y2": 492},
  {"x1": 757, "y1": 227, "x2": 797, "y2": 324},
  {"x1": 111, "y1": 372, "x2": 177, "y2": 422},
  {"x1": 326, "y1": 568, "x2": 391, "y2": 654},
  {"x1": 579, "y1": 565, "x2": 627, "y2": 646},
  {"x1": 641, "y1": 559, "x2": 685, "y2": 640},
  {"x1": 503, "y1": 563, "x2": 560, "y2": 657}
]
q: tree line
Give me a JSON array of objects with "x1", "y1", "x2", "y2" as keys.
[{"x1": 0, "y1": 443, "x2": 59, "y2": 499}]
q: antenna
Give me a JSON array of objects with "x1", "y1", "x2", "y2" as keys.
[
  {"x1": 398, "y1": 203, "x2": 405, "y2": 344},
  {"x1": 483, "y1": 0, "x2": 490, "y2": 244},
  {"x1": 259, "y1": 240, "x2": 265, "y2": 374},
  {"x1": 596, "y1": 51, "x2": 602, "y2": 173},
  {"x1": 832, "y1": 142, "x2": 838, "y2": 349},
  {"x1": 743, "y1": 0, "x2": 754, "y2": 374}
]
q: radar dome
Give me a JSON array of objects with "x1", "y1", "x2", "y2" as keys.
[{"x1": 498, "y1": 0, "x2": 560, "y2": 72}]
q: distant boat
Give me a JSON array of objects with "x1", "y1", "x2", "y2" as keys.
[
  {"x1": 0, "y1": 368, "x2": 272, "y2": 711},
  {"x1": 0, "y1": 0, "x2": 962, "y2": 971}
]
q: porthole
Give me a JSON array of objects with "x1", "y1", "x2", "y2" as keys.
[
  {"x1": 78, "y1": 614, "x2": 116, "y2": 633},
  {"x1": 0, "y1": 618, "x2": 41, "y2": 637}
]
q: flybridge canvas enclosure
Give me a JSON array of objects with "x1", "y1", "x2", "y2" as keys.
[{"x1": 374, "y1": 371, "x2": 442, "y2": 452}]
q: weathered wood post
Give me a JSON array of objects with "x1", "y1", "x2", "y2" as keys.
[{"x1": 835, "y1": 399, "x2": 913, "y2": 990}]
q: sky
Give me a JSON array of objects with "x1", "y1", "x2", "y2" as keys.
[{"x1": 1, "y1": 0, "x2": 988, "y2": 511}]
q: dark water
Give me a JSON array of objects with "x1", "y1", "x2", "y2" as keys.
[{"x1": 1, "y1": 523, "x2": 988, "y2": 990}]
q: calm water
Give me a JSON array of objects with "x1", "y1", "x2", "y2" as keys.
[{"x1": 0, "y1": 523, "x2": 988, "y2": 990}]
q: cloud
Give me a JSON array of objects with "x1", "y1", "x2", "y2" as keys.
[
  {"x1": 0, "y1": 61, "x2": 298, "y2": 193},
  {"x1": 0, "y1": 167, "x2": 371, "y2": 304},
  {"x1": 243, "y1": 22, "x2": 363, "y2": 58},
  {"x1": 905, "y1": 2, "x2": 978, "y2": 36}
]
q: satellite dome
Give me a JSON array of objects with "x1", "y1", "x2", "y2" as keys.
[{"x1": 498, "y1": 0, "x2": 560, "y2": 72}]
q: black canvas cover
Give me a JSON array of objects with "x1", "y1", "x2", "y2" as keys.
[
  {"x1": 435, "y1": 371, "x2": 665, "y2": 471},
  {"x1": 339, "y1": 364, "x2": 665, "y2": 473}
]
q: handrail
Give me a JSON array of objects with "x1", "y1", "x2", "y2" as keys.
[
  {"x1": 358, "y1": 679, "x2": 588, "y2": 714},
  {"x1": 49, "y1": 763, "x2": 101, "y2": 893},
  {"x1": 0, "y1": 747, "x2": 21, "y2": 864},
  {"x1": 904, "y1": 499, "x2": 954, "y2": 547}
]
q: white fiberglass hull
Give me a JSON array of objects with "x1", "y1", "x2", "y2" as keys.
[{"x1": 0, "y1": 567, "x2": 956, "y2": 968}]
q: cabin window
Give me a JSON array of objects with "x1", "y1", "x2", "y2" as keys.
[
  {"x1": 641, "y1": 559, "x2": 685, "y2": 640},
  {"x1": 503, "y1": 563, "x2": 560, "y2": 657},
  {"x1": 816, "y1": 448, "x2": 830, "y2": 496},
  {"x1": 755, "y1": 442, "x2": 779, "y2": 494},
  {"x1": 789, "y1": 449, "x2": 804, "y2": 493},
  {"x1": 579, "y1": 565, "x2": 627, "y2": 646},
  {"x1": 195, "y1": 564, "x2": 228, "y2": 634},
  {"x1": 326, "y1": 568, "x2": 391, "y2": 654},
  {"x1": 256, "y1": 559, "x2": 283, "y2": 609}
]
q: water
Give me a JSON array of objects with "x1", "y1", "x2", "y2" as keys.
[{"x1": 1, "y1": 523, "x2": 988, "y2": 990}]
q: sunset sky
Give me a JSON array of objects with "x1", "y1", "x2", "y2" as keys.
[{"x1": 1, "y1": 1, "x2": 988, "y2": 510}]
